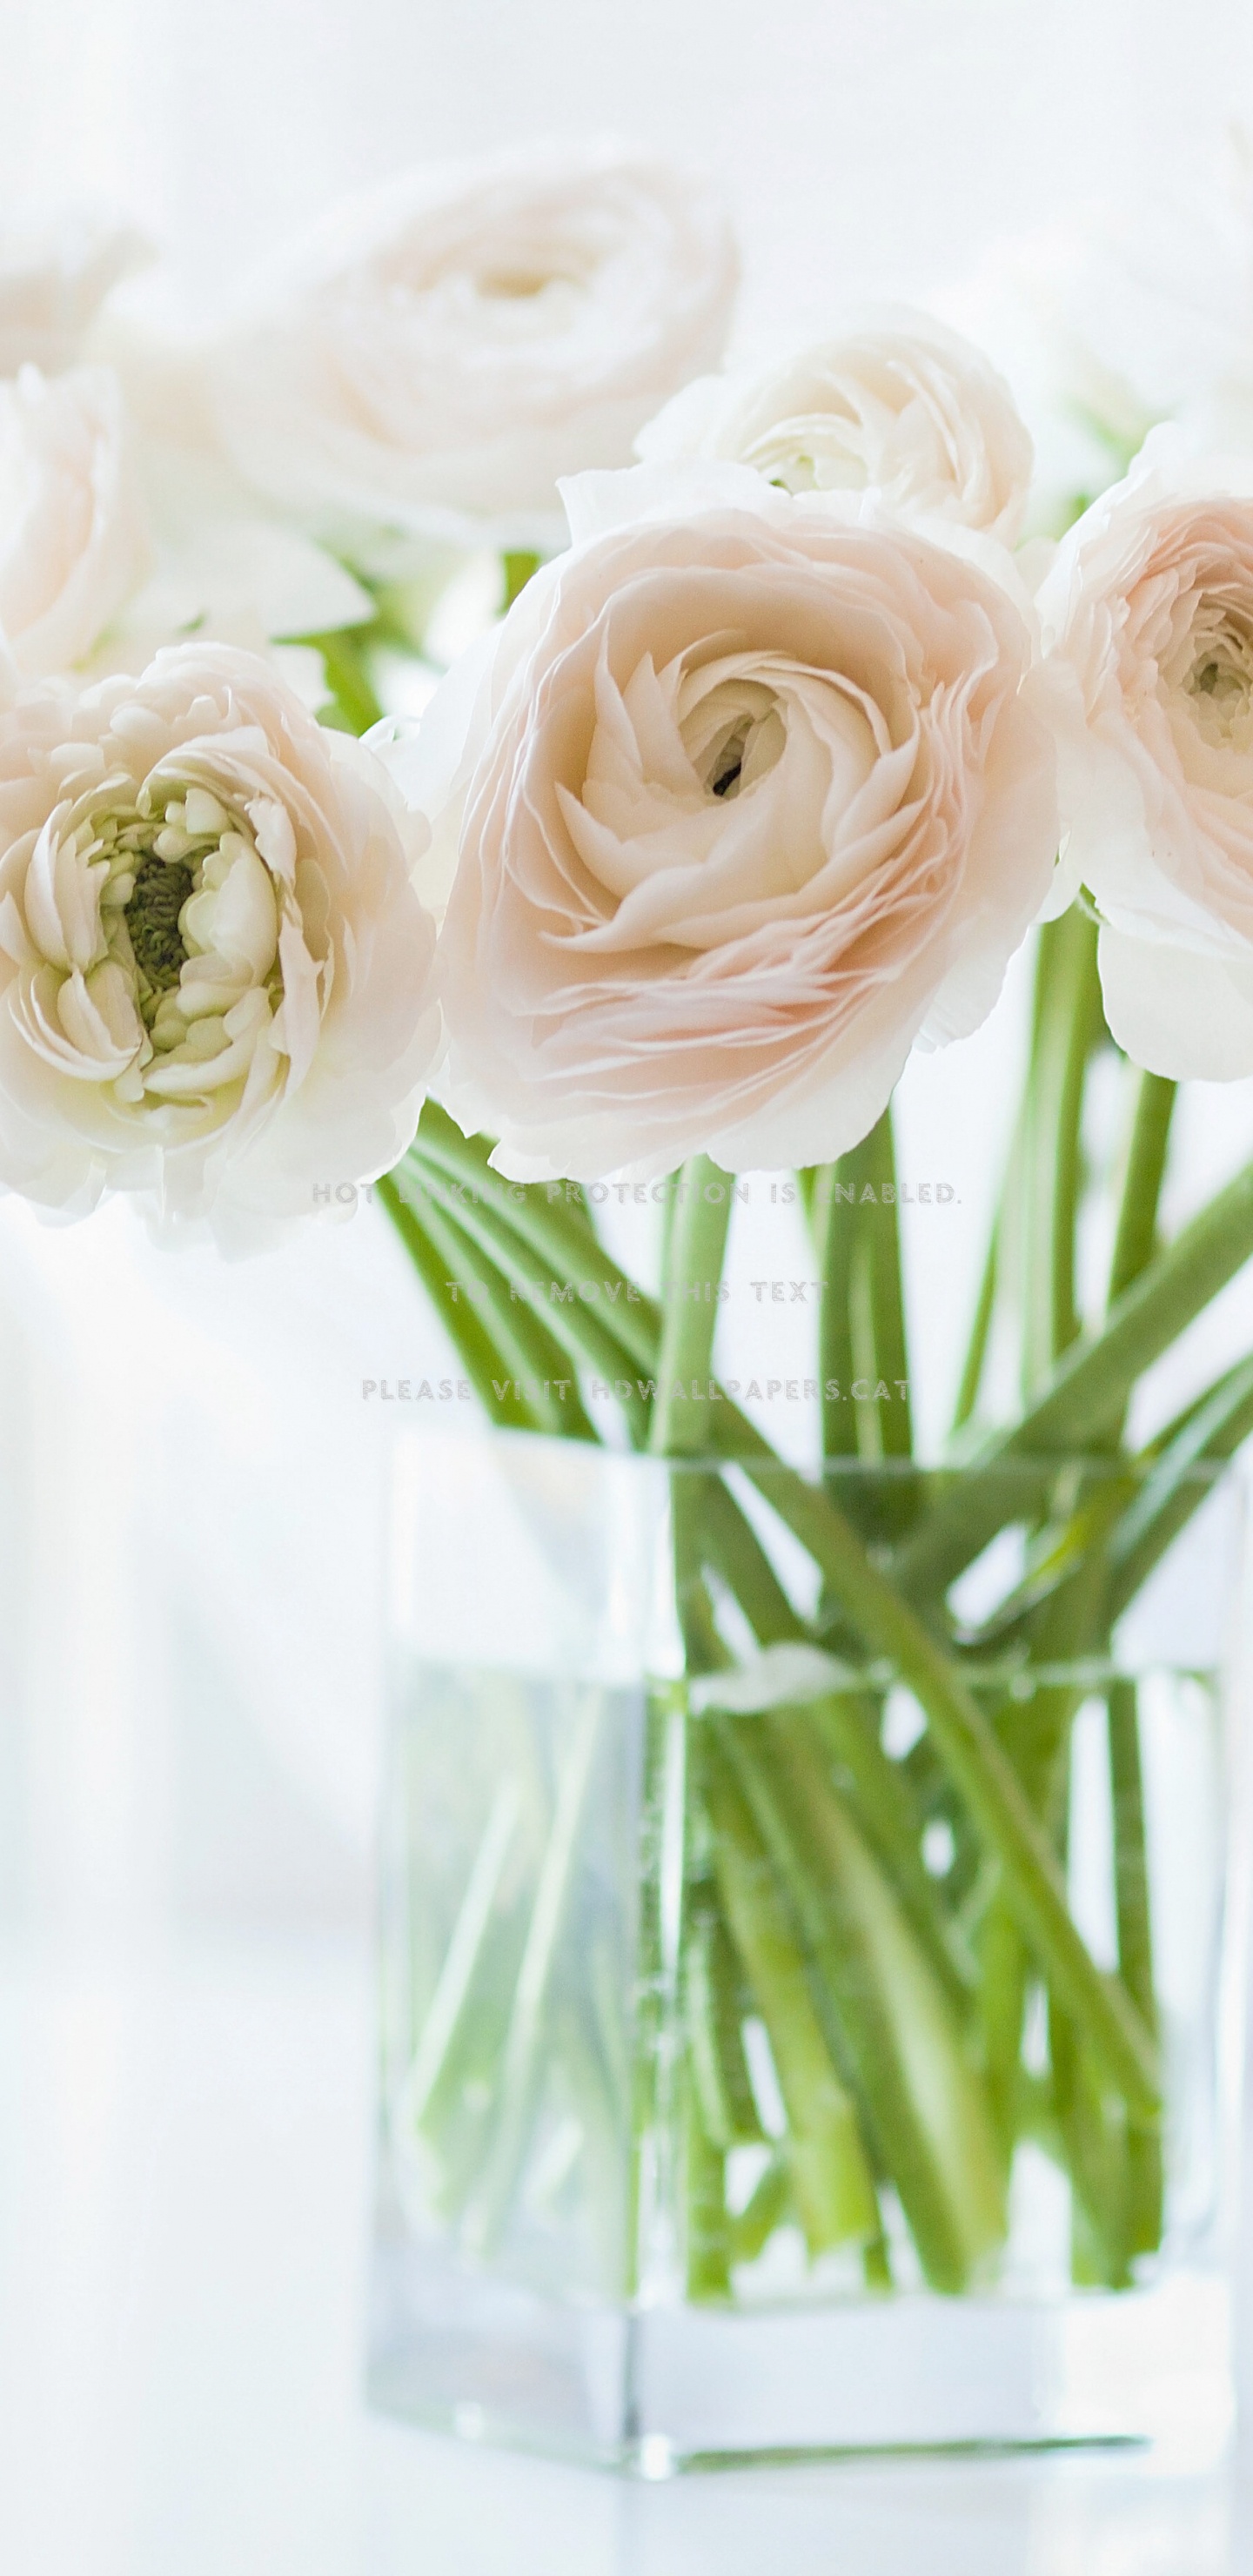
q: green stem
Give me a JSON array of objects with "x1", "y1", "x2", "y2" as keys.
[
  {"x1": 1103, "y1": 1355, "x2": 1253, "y2": 1621},
  {"x1": 685, "y1": 2093, "x2": 733, "y2": 2298},
  {"x1": 1109, "y1": 1680, "x2": 1163, "y2": 2261},
  {"x1": 1049, "y1": 1998, "x2": 1133, "y2": 2287},
  {"x1": 682, "y1": 1482, "x2": 979, "y2": 2018},
  {"x1": 893, "y1": 1153, "x2": 1253, "y2": 1602},
  {"x1": 813, "y1": 1110, "x2": 914, "y2": 1473},
  {"x1": 703, "y1": 1745, "x2": 881, "y2": 2257},
  {"x1": 380, "y1": 1178, "x2": 596, "y2": 1439},
  {"x1": 398, "y1": 1122, "x2": 652, "y2": 1321},
  {"x1": 952, "y1": 1206, "x2": 1001, "y2": 1439},
  {"x1": 671, "y1": 1474, "x2": 730, "y2": 1673},
  {"x1": 398, "y1": 1776, "x2": 520, "y2": 2136},
  {"x1": 977, "y1": 1900, "x2": 1028, "y2": 2165},
  {"x1": 1109, "y1": 1072, "x2": 1176, "y2": 1305},
  {"x1": 721, "y1": 1714, "x2": 1006, "y2": 2291},
  {"x1": 812, "y1": 1160, "x2": 859, "y2": 1464},
  {"x1": 694, "y1": 1472, "x2": 804, "y2": 1647},
  {"x1": 466, "y1": 1687, "x2": 602, "y2": 2254},
  {"x1": 1020, "y1": 911, "x2": 1102, "y2": 1397},
  {"x1": 389, "y1": 1149, "x2": 653, "y2": 1442},
  {"x1": 732, "y1": 1470, "x2": 1159, "y2": 2116},
  {"x1": 1015, "y1": 1153, "x2": 1253, "y2": 1435},
  {"x1": 686, "y1": 1890, "x2": 764, "y2": 2148},
  {"x1": 731, "y1": 2155, "x2": 793, "y2": 2264},
  {"x1": 954, "y1": 1358, "x2": 1253, "y2": 1654},
  {"x1": 376, "y1": 1175, "x2": 549, "y2": 1433},
  {"x1": 413, "y1": 1103, "x2": 608, "y2": 1256},
  {"x1": 808, "y1": 1694, "x2": 978, "y2": 2016},
  {"x1": 851, "y1": 1110, "x2": 914, "y2": 1459},
  {"x1": 652, "y1": 1157, "x2": 734, "y2": 1456}
]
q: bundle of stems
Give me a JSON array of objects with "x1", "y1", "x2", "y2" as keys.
[{"x1": 379, "y1": 907, "x2": 1250, "y2": 2298}]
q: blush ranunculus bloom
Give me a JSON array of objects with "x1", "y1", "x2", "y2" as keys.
[
  {"x1": 0, "y1": 644, "x2": 438, "y2": 1231},
  {"x1": 205, "y1": 146, "x2": 739, "y2": 559},
  {"x1": 1039, "y1": 432, "x2": 1253, "y2": 1077},
  {"x1": 408, "y1": 467, "x2": 1059, "y2": 1180},
  {"x1": 636, "y1": 312, "x2": 1033, "y2": 547},
  {"x1": 0, "y1": 366, "x2": 152, "y2": 679}
]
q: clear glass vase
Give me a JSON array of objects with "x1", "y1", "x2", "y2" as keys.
[{"x1": 368, "y1": 1426, "x2": 1248, "y2": 2472}]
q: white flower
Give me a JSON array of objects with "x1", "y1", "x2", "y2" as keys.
[
  {"x1": 1040, "y1": 432, "x2": 1253, "y2": 1079},
  {"x1": 0, "y1": 644, "x2": 438, "y2": 1230},
  {"x1": 0, "y1": 366, "x2": 152, "y2": 679},
  {"x1": 73, "y1": 324, "x2": 375, "y2": 702},
  {"x1": 0, "y1": 208, "x2": 149, "y2": 375},
  {"x1": 636, "y1": 312, "x2": 1033, "y2": 547},
  {"x1": 409, "y1": 466, "x2": 1057, "y2": 1181},
  {"x1": 0, "y1": 346, "x2": 372, "y2": 704},
  {"x1": 83, "y1": 503, "x2": 377, "y2": 713},
  {"x1": 205, "y1": 144, "x2": 739, "y2": 557}
]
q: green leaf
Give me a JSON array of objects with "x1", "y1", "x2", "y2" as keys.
[{"x1": 895, "y1": 1155, "x2": 1253, "y2": 1602}]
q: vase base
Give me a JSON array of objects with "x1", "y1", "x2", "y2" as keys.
[{"x1": 367, "y1": 2232, "x2": 1233, "y2": 2476}]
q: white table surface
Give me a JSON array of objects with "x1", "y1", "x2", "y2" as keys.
[{"x1": 1, "y1": 1928, "x2": 1250, "y2": 2576}]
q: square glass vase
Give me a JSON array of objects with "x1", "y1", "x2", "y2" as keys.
[{"x1": 368, "y1": 1426, "x2": 1247, "y2": 2472}]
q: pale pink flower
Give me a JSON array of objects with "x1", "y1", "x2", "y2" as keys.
[
  {"x1": 410, "y1": 467, "x2": 1058, "y2": 1179},
  {"x1": 1040, "y1": 431, "x2": 1253, "y2": 1077}
]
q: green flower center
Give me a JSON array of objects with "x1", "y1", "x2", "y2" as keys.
[
  {"x1": 125, "y1": 854, "x2": 193, "y2": 999},
  {"x1": 1191, "y1": 657, "x2": 1248, "y2": 709}
]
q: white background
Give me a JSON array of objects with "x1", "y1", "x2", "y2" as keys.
[{"x1": 3, "y1": 4, "x2": 1253, "y2": 2570}]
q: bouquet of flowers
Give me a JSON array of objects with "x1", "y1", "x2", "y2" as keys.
[{"x1": 3, "y1": 146, "x2": 1251, "y2": 2427}]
